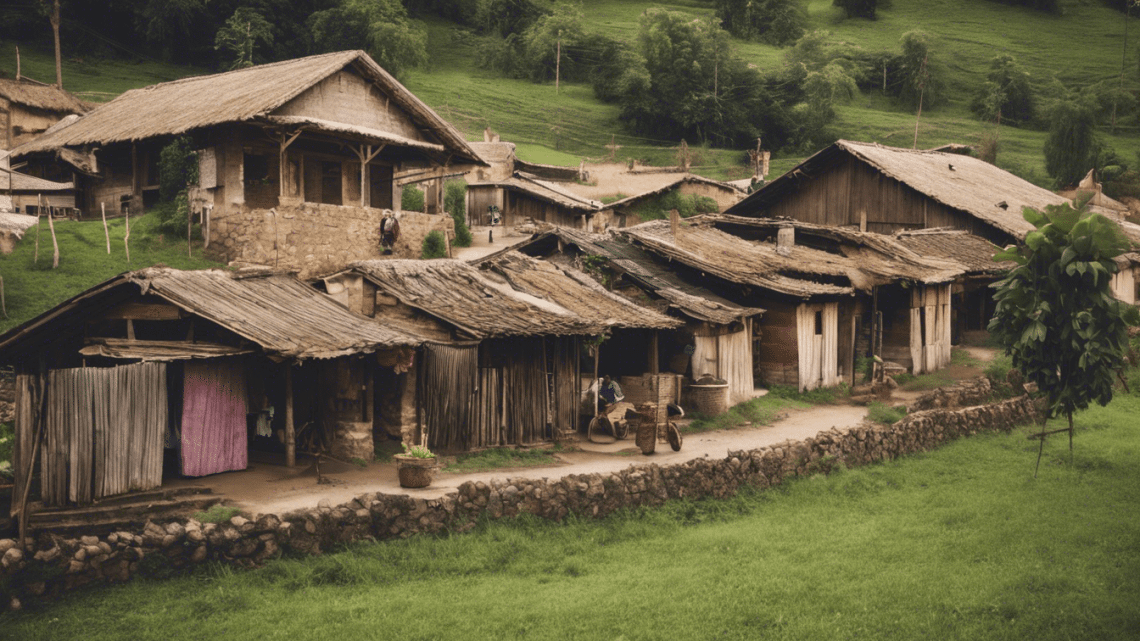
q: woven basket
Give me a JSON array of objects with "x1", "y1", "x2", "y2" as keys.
[
  {"x1": 636, "y1": 421, "x2": 657, "y2": 455},
  {"x1": 395, "y1": 455, "x2": 436, "y2": 488}
]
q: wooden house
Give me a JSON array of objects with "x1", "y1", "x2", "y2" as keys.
[
  {"x1": 0, "y1": 77, "x2": 90, "y2": 151},
  {"x1": 10, "y1": 51, "x2": 484, "y2": 278},
  {"x1": 485, "y1": 227, "x2": 766, "y2": 403},
  {"x1": 0, "y1": 267, "x2": 420, "y2": 516},
  {"x1": 467, "y1": 171, "x2": 601, "y2": 230},
  {"x1": 724, "y1": 140, "x2": 1071, "y2": 245},
  {"x1": 596, "y1": 174, "x2": 746, "y2": 229},
  {"x1": 0, "y1": 165, "x2": 76, "y2": 215},
  {"x1": 322, "y1": 258, "x2": 678, "y2": 452}
]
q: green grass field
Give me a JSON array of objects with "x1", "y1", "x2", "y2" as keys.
[{"x1": 4, "y1": 394, "x2": 1138, "y2": 640}]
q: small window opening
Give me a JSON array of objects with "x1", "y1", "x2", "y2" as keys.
[{"x1": 814, "y1": 310, "x2": 823, "y2": 335}]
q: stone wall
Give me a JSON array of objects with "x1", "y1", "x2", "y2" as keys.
[
  {"x1": 909, "y1": 377, "x2": 999, "y2": 412},
  {"x1": 0, "y1": 395, "x2": 1037, "y2": 611},
  {"x1": 208, "y1": 204, "x2": 454, "y2": 279}
]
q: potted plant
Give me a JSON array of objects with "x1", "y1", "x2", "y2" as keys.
[{"x1": 394, "y1": 437, "x2": 436, "y2": 488}]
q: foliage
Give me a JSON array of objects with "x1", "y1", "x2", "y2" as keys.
[
  {"x1": 477, "y1": 0, "x2": 547, "y2": 37},
  {"x1": 445, "y1": 180, "x2": 473, "y2": 247},
  {"x1": 767, "y1": 382, "x2": 849, "y2": 404},
  {"x1": 518, "y1": 2, "x2": 588, "y2": 82},
  {"x1": 989, "y1": 201, "x2": 1140, "y2": 423},
  {"x1": 895, "y1": 30, "x2": 945, "y2": 110},
  {"x1": 152, "y1": 191, "x2": 198, "y2": 238},
  {"x1": 442, "y1": 444, "x2": 564, "y2": 472},
  {"x1": 191, "y1": 505, "x2": 241, "y2": 524},
  {"x1": 158, "y1": 137, "x2": 198, "y2": 203},
  {"x1": 896, "y1": 371, "x2": 955, "y2": 391},
  {"x1": 309, "y1": 0, "x2": 428, "y2": 80},
  {"x1": 625, "y1": 189, "x2": 719, "y2": 222},
  {"x1": 781, "y1": 31, "x2": 863, "y2": 148},
  {"x1": 214, "y1": 7, "x2": 275, "y2": 70},
  {"x1": 867, "y1": 401, "x2": 906, "y2": 424},
  {"x1": 402, "y1": 184, "x2": 425, "y2": 212},
  {"x1": 0, "y1": 422, "x2": 13, "y2": 476},
  {"x1": 421, "y1": 230, "x2": 448, "y2": 259},
  {"x1": 970, "y1": 55, "x2": 1036, "y2": 126},
  {"x1": 1043, "y1": 96, "x2": 1101, "y2": 187},
  {"x1": 833, "y1": 0, "x2": 878, "y2": 19},
  {"x1": 402, "y1": 442, "x2": 436, "y2": 459},
  {"x1": 713, "y1": 0, "x2": 806, "y2": 46}
]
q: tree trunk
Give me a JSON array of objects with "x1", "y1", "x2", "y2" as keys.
[{"x1": 50, "y1": 0, "x2": 62, "y2": 88}]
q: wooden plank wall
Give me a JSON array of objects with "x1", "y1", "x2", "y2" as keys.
[
  {"x1": 503, "y1": 337, "x2": 548, "y2": 445},
  {"x1": 11, "y1": 374, "x2": 36, "y2": 517},
  {"x1": 910, "y1": 285, "x2": 952, "y2": 375},
  {"x1": 1111, "y1": 267, "x2": 1137, "y2": 305},
  {"x1": 38, "y1": 363, "x2": 167, "y2": 507},
  {"x1": 421, "y1": 343, "x2": 478, "y2": 452},
  {"x1": 795, "y1": 302, "x2": 839, "y2": 391},
  {"x1": 692, "y1": 322, "x2": 755, "y2": 403},
  {"x1": 550, "y1": 337, "x2": 579, "y2": 436}
]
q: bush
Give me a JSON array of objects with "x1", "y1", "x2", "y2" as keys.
[
  {"x1": 192, "y1": 505, "x2": 241, "y2": 524},
  {"x1": 445, "y1": 180, "x2": 473, "y2": 247},
  {"x1": 867, "y1": 401, "x2": 906, "y2": 424},
  {"x1": 158, "y1": 137, "x2": 197, "y2": 203},
  {"x1": 402, "y1": 185, "x2": 425, "y2": 212},
  {"x1": 152, "y1": 191, "x2": 198, "y2": 239},
  {"x1": 627, "y1": 189, "x2": 721, "y2": 222},
  {"x1": 421, "y1": 230, "x2": 448, "y2": 259},
  {"x1": 714, "y1": 0, "x2": 806, "y2": 46}
]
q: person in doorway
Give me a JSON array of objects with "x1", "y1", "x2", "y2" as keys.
[{"x1": 598, "y1": 375, "x2": 624, "y2": 407}]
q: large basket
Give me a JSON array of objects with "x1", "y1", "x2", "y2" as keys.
[
  {"x1": 636, "y1": 421, "x2": 657, "y2": 455},
  {"x1": 395, "y1": 455, "x2": 437, "y2": 488}
]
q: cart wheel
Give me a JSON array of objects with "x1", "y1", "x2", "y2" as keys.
[
  {"x1": 588, "y1": 416, "x2": 612, "y2": 443},
  {"x1": 613, "y1": 419, "x2": 630, "y2": 440},
  {"x1": 587, "y1": 417, "x2": 601, "y2": 443},
  {"x1": 667, "y1": 422, "x2": 682, "y2": 451}
]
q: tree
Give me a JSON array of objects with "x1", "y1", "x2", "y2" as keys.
[
  {"x1": 781, "y1": 31, "x2": 863, "y2": 148},
  {"x1": 1043, "y1": 97, "x2": 1100, "y2": 188},
  {"x1": 519, "y1": 2, "x2": 586, "y2": 83},
  {"x1": 833, "y1": 0, "x2": 877, "y2": 19},
  {"x1": 714, "y1": 0, "x2": 806, "y2": 46},
  {"x1": 309, "y1": 0, "x2": 428, "y2": 80},
  {"x1": 421, "y1": 230, "x2": 448, "y2": 259},
  {"x1": 215, "y1": 7, "x2": 274, "y2": 70},
  {"x1": 970, "y1": 55, "x2": 1035, "y2": 126},
  {"x1": 896, "y1": 31, "x2": 944, "y2": 110},
  {"x1": 133, "y1": 0, "x2": 210, "y2": 62},
  {"x1": 989, "y1": 201, "x2": 1139, "y2": 475}
]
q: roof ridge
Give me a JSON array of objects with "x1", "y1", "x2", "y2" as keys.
[{"x1": 125, "y1": 51, "x2": 361, "y2": 95}]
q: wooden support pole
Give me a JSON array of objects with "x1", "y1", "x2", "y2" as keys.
[
  {"x1": 648, "y1": 331, "x2": 659, "y2": 374},
  {"x1": 285, "y1": 363, "x2": 295, "y2": 468},
  {"x1": 47, "y1": 205, "x2": 59, "y2": 269},
  {"x1": 17, "y1": 372, "x2": 48, "y2": 547},
  {"x1": 124, "y1": 207, "x2": 131, "y2": 264},
  {"x1": 101, "y1": 202, "x2": 110, "y2": 253}
]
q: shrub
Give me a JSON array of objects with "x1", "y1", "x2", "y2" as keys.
[
  {"x1": 421, "y1": 230, "x2": 448, "y2": 259},
  {"x1": 158, "y1": 137, "x2": 198, "y2": 203},
  {"x1": 192, "y1": 504, "x2": 241, "y2": 524},
  {"x1": 867, "y1": 401, "x2": 906, "y2": 424},
  {"x1": 152, "y1": 191, "x2": 198, "y2": 239},
  {"x1": 445, "y1": 180, "x2": 473, "y2": 247},
  {"x1": 402, "y1": 185, "x2": 425, "y2": 212}
]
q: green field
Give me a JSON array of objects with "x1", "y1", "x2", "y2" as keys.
[{"x1": 3, "y1": 394, "x2": 1138, "y2": 640}]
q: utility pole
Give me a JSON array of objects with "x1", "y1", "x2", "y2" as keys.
[
  {"x1": 913, "y1": 54, "x2": 928, "y2": 150},
  {"x1": 555, "y1": 31, "x2": 562, "y2": 94},
  {"x1": 49, "y1": 0, "x2": 62, "y2": 88}
]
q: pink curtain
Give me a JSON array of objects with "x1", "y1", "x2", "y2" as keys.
[{"x1": 181, "y1": 360, "x2": 248, "y2": 477}]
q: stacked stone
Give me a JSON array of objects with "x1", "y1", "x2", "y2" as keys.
[
  {"x1": 909, "y1": 377, "x2": 996, "y2": 411},
  {"x1": 0, "y1": 395, "x2": 1037, "y2": 610}
]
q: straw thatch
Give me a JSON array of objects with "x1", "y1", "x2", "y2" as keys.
[
  {"x1": 485, "y1": 227, "x2": 765, "y2": 325},
  {"x1": 0, "y1": 78, "x2": 91, "y2": 114},
  {"x1": 349, "y1": 259, "x2": 605, "y2": 338},
  {"x1": 260, "y1": 115, "x2": 446, "y2": 152},
  {"x1": 0, "y1": 213, "x2": 40, "y2": 237},
  {"x1": 478, "y1": 251, "x2": 682, "y2": 330},
  {"x1": 486, "y1": 171, "x2": 602, "y2": 212},
  {"x1": 12, "y1": 51, "x2": 481, "y2": 164},
  {"x1": 726, "y1": 140, "x2": 1070, "y2": 239},
  {"x1": 620, "y1": 220, "x2": 856, "y2": 298},
  {"x1": 599, "y1": 174, "x2": 744, "y2": 212},
  {"x1": 0, "y1": 167, "x2": 74, "y2": 192},
  {"x1": 703, "y1": 214, "x2": 965, "y2": 285},
  {"x1": 0, "y1": 267, "x2": 420, "y2": 363},
  {"x1": 894, "y1": 228, "x2": 1013, "y2": 275}
]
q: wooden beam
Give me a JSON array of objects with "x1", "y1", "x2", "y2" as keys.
[
  {"x1": 648, "y1": 331, "x2": 659, "y2": 374},
  {"x1": 285, "y1": 363, "x2": 295, "y2": 468},
  {"x1": 278, "y1": 129, "x2": 302, "y2": 199},
  {"x1": 102, "y1": 302, "x2": 186, "y2": 321}
]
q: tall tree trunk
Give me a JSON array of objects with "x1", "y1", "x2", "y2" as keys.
[{"x1": 50, "y1": 0, "x2": 62, "y2": 88}]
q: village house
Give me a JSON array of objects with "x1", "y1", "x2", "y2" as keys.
[
  {"x1": 10, "y1": 51, "x2": 485, "y2": 277},
  {"x1": 320, "y1": 257, "x2": 679, "y2": 452},
  {"x1": 0, "y1": 267, "x2": 420, "y2": 523},
  {"x1": 0, "y1": 77, "x2": 90, "y2": 152},
  {"x1": 466, "y1": 170, "x2": 601, "y2": 230},
  {"x1": 594, "y1": 174, "x2": 745, "y2": 229},
  {"x1": 0, "y1": 163, "x2": 76, "y2": 216}
]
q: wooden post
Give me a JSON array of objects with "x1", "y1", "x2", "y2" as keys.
[
  {"x1": 47, "y1": 207, "x2": 59, "y2": 268},
  {"x1": 187, "y1": 205, "x2": 192, "y2": 258},
  {"x1": 124, "y1": 207, "x2": 130, "y2": 264},
  {"x1": 648, "y1": 331, "x2": 659, "y2": 374},
  {"x1": 0, "y1": 275, "x2": 6, "y2": 319},
  {"x1": 555, "y1": 34, "x2": 561, "y2": 94},
  {"x1": 101, "y1": 202, "x2": 110, "y2": 253},
  {"x1": 285, "y1": 363, "x2": 295, "y2": 468},
  {"x1": 34, "y1": 195, "x2": 41, "y2": 263},
  {"x1": 17, "y1": 372, "x2": 48, "y2": 546},
  {"x1": 278, "y1": 129, "x2": 301, "y2": 200}
]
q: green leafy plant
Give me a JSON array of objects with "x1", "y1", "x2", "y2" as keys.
[
  {"x1": 445, "y1": 180, "x2": 473, "y2": 247},
  {"x1": 867, "y1": 401, "x2": 907, "y2": 425},
  {"x1": 402, "y1": 185, "x2": 425, "y2": 212},
  {"x1": 989, "y1": 200, "x2": 1140, "y2": 473},
  {"x1": 421, "y1": 230, "x2": 447, "y2": 259},
  {"x1": 192, "y1": 505, "x2": 241, "y2": 524},
  {"x1": 402, "y1": 442, "x2": 435, "y2": 459}
]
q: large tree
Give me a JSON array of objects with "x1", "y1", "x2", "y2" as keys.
[
  {"x1": 970, "y1": 54, "x2": 1035, "y2": 126},
  {"x1": 989, "y1": 201, "x2": 1139, "y2": 475},
  {"x1": 1043, "y1": 97, "x2": 1100, "y2": 188},
  {"x1": 714, "y1": 0, "x2": 806, "y2": 46},
  {"x1": 309, "y1": 0, "x2": 427, "y2": 80}
]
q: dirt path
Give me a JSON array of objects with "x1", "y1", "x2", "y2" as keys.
[{"x1": 200, "y1": 403, "x2": 869, "y2": 518}]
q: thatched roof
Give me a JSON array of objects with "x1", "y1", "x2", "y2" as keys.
[
  {"x1": 484, "y1": 172, "x2": 601, "y2": 212},
  {"x1": 702, "y1": 214, "x2": 965, "y2": 285},
  {"x1": 0, "y1": 167, "x2": 74, "y2": 192},
  {"x1": 350, "y1": 259, "x2": 608, "y2": 338},
  {"x1": 478, "y1": 251, "x2": 681, "y2": 330},
  {"x1": 12, "y1": 51, "x2": 481, "y2": 164},
  {"x1": 484, "y1": 227, "x2": 765, "y2": 325},
  {"x1": 0, "y1": 268, "x2": 419, "y2": 362},
  {"x1": 599, "y1": 174, "x2": 743, "y2": 212},
  {"x1": 621, "y1": 220, "x2": 859, "y2": 298},
  {"x1": 0, "y1": 213, "x2": 39, "y2": 237},
  {"x1": 893, "y1": 228, "x2": 1012, "y2": 276},
  {"x1": 726, "y1": 140, "x2": 1070, "y2": 239},
  {"x1": 0, "y1": 78, "x2": 90, "y2": 114}
]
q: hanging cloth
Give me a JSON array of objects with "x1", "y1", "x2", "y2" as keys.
[{"x1": 181, "y1": 359, "x2": 248, "y2": 476}]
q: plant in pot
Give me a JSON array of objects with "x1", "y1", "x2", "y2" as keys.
[{"x1": 394, "y1": 437, "x2": 436, "y2": 488}]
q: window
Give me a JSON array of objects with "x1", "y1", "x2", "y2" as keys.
[{"x1": 814, "y1": 310, "x2": 823, "y2": 335}]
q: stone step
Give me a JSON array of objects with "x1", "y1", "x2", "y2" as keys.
[{"x1": 28, "y1": 495, "x2": 223, "y2": 536}]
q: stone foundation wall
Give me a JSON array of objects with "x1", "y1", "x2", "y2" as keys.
[
  {"x1": 757, "y1": 362, "x2": 798, "y2": 389},
  {"x1": 909, "y1": 377, "x2": 997, "y2": 412},
  {"x1": 208, "y1": 204, "x2": 454, "y2": 279},
  {"x1": 0, "y1": 395, "x2": 1037, "y2": 610},
  {"x1": 329, "y1": 422, "x2": 374, "y2": 462}
]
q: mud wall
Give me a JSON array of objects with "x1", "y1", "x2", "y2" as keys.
[{"x1": 0, "y1": 395, "x2": 1037, "y2": 610}]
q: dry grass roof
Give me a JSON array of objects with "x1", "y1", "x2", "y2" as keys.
[
  {"x1": 0, "y1": 78, "x2": 90, "y2": 114},
  {"x1": 350, "y1": 259, "x2": 608, "y2": 338},
  {"x1": 600, "y1": 174, "x2": 744, "y2": 212},
  {"x1": 727, "y1": 140, "x2": 1071, "y2": 239},
  {"x1": 0, "y1": 167, "x2": 73, "y2": 192},
  {"x1": 893, "y1": 228, "x2": 1012, "y2": 275},
  {"x1": 490, "y1": 172, "x2": 601, "y2": 212},
  {"x1": 478, "y1": 251, "x2": 681, "y2": 331},
  {"x1": 0, "y1": 267, "x2": 419, "y2": 362},
  {"x1": 12, "y1": 51, "x2": 480, "y2": 164},
  {"x1": 489, "y1": 227, "x2": 765, "y2": 325}
]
